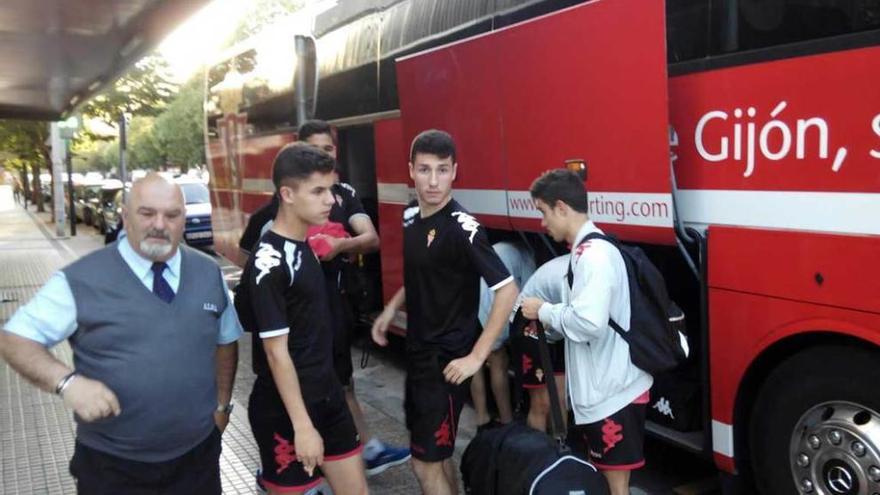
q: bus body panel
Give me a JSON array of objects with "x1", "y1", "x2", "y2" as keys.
[
  {"x1": 707, "y1": 226, "x2": 880, "y2": 471},
  {"x1": 669, "y1": 45, "x2": 880, "y2": 239},
  {"x1": 394, "y1": 0, "x2": 675, "y2": 244}
]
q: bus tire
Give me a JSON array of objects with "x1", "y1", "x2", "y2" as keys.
[{"x1": 750, "y1": 345, "x2": 880, "y2": 495}]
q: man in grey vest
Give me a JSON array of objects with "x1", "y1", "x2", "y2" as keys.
[{"x1": 0, "y1": 173, "x2": 243, "y2": 494}]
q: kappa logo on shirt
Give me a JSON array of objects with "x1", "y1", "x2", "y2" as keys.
[
  {"x1": 451, "y1": 211, "x2": 479, "y2": 243},
  {"x1": 403, "y1": 206, "x2": 420, "y2": 227},
  {"x1": 574, "y1": 241, "x2": 592, "y2": 260},
  {"x1": 283, "y1": 241, "x2": 302, "y2": 286},
  {"x1": 339, "y1": 182, "x2": 357, "y2": 196},
  {"x1": 254, "y1": 242, "x2": 282, "y2": 285}
]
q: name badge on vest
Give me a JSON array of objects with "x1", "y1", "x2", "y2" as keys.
[{"x1": 203, "y1": 302, "x2": 219, "y2": 313}]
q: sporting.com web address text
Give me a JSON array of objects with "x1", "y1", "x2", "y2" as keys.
[{"x1": 506, "y1": 191, "x2": 673, "y2": 228}]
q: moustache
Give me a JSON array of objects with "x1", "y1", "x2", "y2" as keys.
[{"x1": 145, "y1": 230, "x2": 170, "y2": 241}]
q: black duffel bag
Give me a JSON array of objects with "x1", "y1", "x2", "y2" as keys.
[{"x1": 461, "y1": 318, "x2": 609, "y2": 495}]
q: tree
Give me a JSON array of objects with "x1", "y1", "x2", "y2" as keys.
[
  {"x1": 0, "y1": 121, "x2": 51, "y2": 211},
  {"x1": 128, "y1": 116, "x2": 163, "y2": 170},
  {"x1": 154, "y1": 77, "x2": 206, "y2": 172},
  {"x1": 227, "y1": 0, "x2": 305, "y2": 46},
  {"x1": 80, "y1": 55, "x2": 178, "y2": 128}
]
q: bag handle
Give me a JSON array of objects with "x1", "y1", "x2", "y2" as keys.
[{"x1": 534, "y1": 319, "x2": 570, "y2": 453}]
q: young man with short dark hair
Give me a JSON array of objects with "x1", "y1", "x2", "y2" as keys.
[
  {"x1": 520, "y1": 169, "x2": 652, "y2": 495},
  {"x1": 372, "y1": 129, "x2": 519, "y2": 495},
  {"x1": 238, "y1": 144, "x2": 368, "y2": 494},
  {"x1": 239, "y1": 121, "x2": 410, "y2": 478}
]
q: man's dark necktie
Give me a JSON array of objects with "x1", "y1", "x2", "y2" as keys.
[{"x1": 151, "y1": 262, "x2": 175, "y2": 303}]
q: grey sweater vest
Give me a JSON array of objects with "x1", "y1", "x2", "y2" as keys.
[{"x1": 63, "y1": 244, "x2": 228, "y2": 462}]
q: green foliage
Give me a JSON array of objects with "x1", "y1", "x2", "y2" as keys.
[
  {"x1": 0, "y1": 120, "x2": 51, "y2": 210},
  {"x1": 154, "y1": 77, "x2": 206, "y2": 171},
  {"x1": 128, "y1": 116, "x2": 164, "y2": 169},
  {"x1": 80, "y1": 55, "x2": 178, "y2": 126}
]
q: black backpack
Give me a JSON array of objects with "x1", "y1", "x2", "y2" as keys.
[{"x1": 567, "y1": 232, "x2": 688, "y2": 375}]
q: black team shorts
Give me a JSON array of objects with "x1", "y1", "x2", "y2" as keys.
[
  {"x1": 248, "y1": 378, "x2": 361, "y2": 491},
  {"x1": 404, "y1": 351, "x2": 469, "y2": 462},
  {"x1": 570, "y1": 392, "x2": 649, "y2": 471}
]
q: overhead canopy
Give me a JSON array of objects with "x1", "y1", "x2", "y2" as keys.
[{"x1": 0, "y1": 0, "x2": 209, "y2": 121}]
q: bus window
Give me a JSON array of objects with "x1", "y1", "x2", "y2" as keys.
[
  {"x1": 207, "y1": 43, "x2": 298, "y2": 136},
  {"x1": 666, "y1": 0, "x2": 710, "y2": 63},
  {"x1": 714, "y1": 0, "x2": 880, "y2": 54},
  {"x1": 668, "y1": 0, "x2": 880, "y2": 65}
]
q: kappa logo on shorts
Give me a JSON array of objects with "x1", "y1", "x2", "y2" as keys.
[
  {"x1": 653, "y1": 397, "x2": 675, "y2": 419},
  {"x1": 434, "y1": 395, "x2": 457, "y2": 447},
  {"x1": 272, "y1": 433, "x2": 297, "y2": 474},
  {"x1": 601, "y1": 418, "x2": 624, "y2": 454},
  {"x1": 255, "y1": 243, "x2": 282, "y2": 285},
  {"x1": 522, "y1": 353, "x2": 533, "y2": 374}
]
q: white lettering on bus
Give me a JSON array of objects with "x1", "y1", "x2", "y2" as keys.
[
  {"x1": 695, "y1": 110, "x2": 728, "y2": 162},
  {"x1": 694, "y1": 101, "x2": 848, "y2": 177},
  {"x1": 871, "y1": 113, "x2": 880, "y2": 160}
]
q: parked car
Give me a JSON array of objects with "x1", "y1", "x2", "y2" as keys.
[
  {"x1": 95, "y1": 180, "x2": 123, "y2": 234},
  {"x1": 176, "y1": 179, "x2": 213, "y2": 249},
  {"x1": 74, "y1": 181, "x2": 103, "y2": 225}
]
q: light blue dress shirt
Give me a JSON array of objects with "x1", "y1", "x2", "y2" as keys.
[{"x1": 3, "y1": 237, "x2": 242, "y2": 346}]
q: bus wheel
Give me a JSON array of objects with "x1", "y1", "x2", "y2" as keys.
[{"x1": 750, "y1": 346, "x2": 880, "y2": 495}]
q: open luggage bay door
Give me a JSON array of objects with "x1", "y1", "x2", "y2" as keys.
[{"x1": 392, "y1": 0, "x2": 674, "y2": 244}]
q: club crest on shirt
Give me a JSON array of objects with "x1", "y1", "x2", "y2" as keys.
[
  {"x1": 451, "y1": 211, "x2": 479, "y2": 243},
  {"x1": 255, "y1": 242, "x2": 282, "y2": 285},
  {"x1": 427, "y1": 228, "x2": 436, "y2": 247}
]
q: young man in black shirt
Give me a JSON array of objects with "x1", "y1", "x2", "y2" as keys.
[
  {"x1": 240, "y1": 121, "x2": 410, "y2": 476},
  {"x1": 372, "y1": 130, "x2": 519, "y2": 495},
  {"x1": 238, "y1": 144, "x2": 368, "y2": 494}
]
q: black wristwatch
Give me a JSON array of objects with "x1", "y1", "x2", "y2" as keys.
[{"x1": 216, "y1": 403, "x2": 234, "y2": 415}]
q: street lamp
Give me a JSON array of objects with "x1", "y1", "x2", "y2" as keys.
[{"x1": 58, "y1": 116, "x2": 79, "y2": 236}]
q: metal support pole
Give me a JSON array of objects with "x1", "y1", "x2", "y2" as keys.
[
  {"x1": 50, "y1": 123, "x2": 66, "y2": 237},
  {"x1": 118, "y1": 113, "x2": 128, "y2": 202},
  {"x1": 66, "y1": 139, "x2": 76, "y2": 236}
]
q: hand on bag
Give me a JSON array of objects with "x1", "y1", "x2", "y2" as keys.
[
  {"x1": 294, "y1": 425, "x2": 325, "y2": 477},
  {"x1": 444, "y1": 353, "x2": 483, "y2": 385},
  {"x1": 62, "y1": 376, "x2": 121, "y2": 422},
  {"x1": 520, "y1": 297, "x2": 545, "y2": 321}
]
